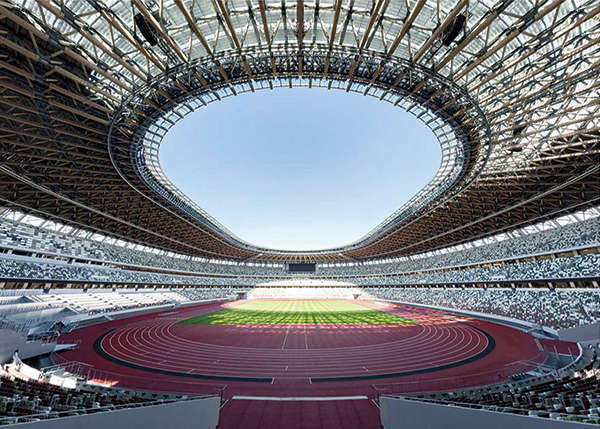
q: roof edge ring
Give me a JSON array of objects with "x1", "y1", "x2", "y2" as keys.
[{"x1": 108, "y1": 47, "x2": 493, "y2": 260}]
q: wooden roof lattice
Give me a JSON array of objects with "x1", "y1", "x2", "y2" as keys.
[{"x1": 0, "y1": 0, "x2": 598, "y2": 262}]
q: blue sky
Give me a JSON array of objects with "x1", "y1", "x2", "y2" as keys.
[{"x1": 160, "y1": 88, "x2": 440, "y2": 251}]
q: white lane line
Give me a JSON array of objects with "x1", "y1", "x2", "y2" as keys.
[
  {"x1": 304, "y1": 323, "x2": 309, "y2": 350},
  {"x1": 534, "y1": 338, "x2": 543, "y2": 351},
  {"x1": 232, "y1": 396, "x2": 369, "y2": 401},
  {"x1": 99, "y1": 303, "x2": 491, "y2": 379},
  {"x1": 281, "y1": 324, "x2": 291, "y2": 350},
  {"x1": 104, "y1": 316, "x2": 473, "y2": 375}
]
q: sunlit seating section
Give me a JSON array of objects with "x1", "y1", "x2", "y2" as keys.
[
  {"x1": 33, "y1": 292, "x2": 176, "y2": 316},
  {"x1": 126, "y1": 292, "x2": 185, "y2": 305},
  {"x1": 248, "y1": 287, "x2": 368, "y2": 299},
  {"x1": 0, "y1": 368, "x2": 162, "y2": 425},
  {"x1": 0, "y1": 289, "x2": 236, "y2": 323},
  {"x1": 176, "y1": 288, "x2": 237, "y2": 301},
  {"x1": 368, "y1": 288, "x2": 599, "y2": 329}
]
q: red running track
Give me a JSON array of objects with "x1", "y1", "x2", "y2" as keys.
[{"x1": 57, "y1": 300, "x2": 577, "y2": 429}]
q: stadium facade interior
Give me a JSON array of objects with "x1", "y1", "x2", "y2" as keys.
[{"x1": 0, "y1": 0, "x2": 598, "y2": 428}]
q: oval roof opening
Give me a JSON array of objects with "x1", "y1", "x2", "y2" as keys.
[{"x1": 160, "y1": 88, "x2": 441, "y2": 251}]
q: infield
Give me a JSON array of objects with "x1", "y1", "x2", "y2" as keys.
[{"x1": 176, "y1": 300, "x2": 416, "y2": 325}]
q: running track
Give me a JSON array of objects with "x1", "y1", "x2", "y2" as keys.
[{"x1": 57, "y1": 300, "x2": 576, "y2": 429}]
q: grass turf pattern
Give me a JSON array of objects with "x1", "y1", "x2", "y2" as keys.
[{"x1": 177, "y1": 300, "x2": 416, "y2": 325}]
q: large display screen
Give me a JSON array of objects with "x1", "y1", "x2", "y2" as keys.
[{"x1": 287, "y1": 263, "x2": 316, "y2": 273}]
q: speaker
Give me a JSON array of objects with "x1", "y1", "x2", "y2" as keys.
[
  {"x1": 134, "y1": 13, "x2": 158, "y2": 46},
  {"x1": 441, "y1": 13, "x2": 466, "y2": 46},
  {"x1": 513, "y1": 124, "x2": 527, "y2": 135}
]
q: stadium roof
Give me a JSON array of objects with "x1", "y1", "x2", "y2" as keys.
[{"x1": 0, "y1": 0, "x2": 598, "y2": 262}]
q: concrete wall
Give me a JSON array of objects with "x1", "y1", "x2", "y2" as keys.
[
  {"x1": 0, "y1": 330, "x2": 55, "y2": 364},
  {"x1": 380, "y1": 396, "x2": 591, "y2": 429},
  {"x1": 10, "y1": 396, "x2": 220, "y2": 429},
  {"x1": 558, "y1": 322, "x2": 600, "y2": 344}
]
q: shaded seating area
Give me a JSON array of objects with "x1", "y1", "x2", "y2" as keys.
[
  {"x1": 435, "y1": 356, "x2": 600, "y2": 424},
  {"x1": 0, "y1": 370, "x2": 157, "y2": 425}
]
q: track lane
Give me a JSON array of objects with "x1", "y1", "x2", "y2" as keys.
[{"x1": 99, "y1": 301, "x2": 490, "y2": 379}]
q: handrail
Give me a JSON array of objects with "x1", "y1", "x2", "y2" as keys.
[
  {"x1": 0, "y1": 396, "x2": 213, "y2": 424},
  {"x1": 372, "y1": 342, "x2": 592, "y2": 404},
  {"x1": 379, "y1": 395, "x2": 595, "y2": 421},
  {"x1": 55, "y1": 339, "x2": 82, "y2": 347},
  {"x1": 373, "y1": 348, "x2": 550, "y2": 400},
  {"x1": 45, "y1": 353, "x2": 228, "y2": 404}
]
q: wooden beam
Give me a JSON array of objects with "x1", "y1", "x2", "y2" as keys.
[
  {"x1": 174, "y1": 0, "x2": 213, "y2": 55},
  {"x1": 359, "y1": 0, "x2": 384, "y2": 50},
  {"x1": 388, "y1": 0, "x2": 427, "y2": 56},
  {"x1": 258, "y1": 0, "x2": 272, "y2": 46},
  {"x1": 324, "y1": 0, "x2": 343, "y2": 74},
  {"x1": 216, "y1": 0, "x2": 242, "y2": 50},
  {"x1": 47, "y1": 84, "x2": 113, "y2": 115},
  {"x1": 99, "y1": 10, "x2": 166, "y2": 72},
  {"x1": 434, "y1": 10, "x2": 499, "y2": 72},
  {"x1": 297, "y1": 0, "x2": 304, "y2": 45},
  {"x1": 37, "y1": 0, "x2": 148, "y2": 81},
  {"x1": 413, "y1": 0, "x2": 468, "y2": 62},
  {"x1": 329, "y1": 0, "x2": 343, "y2": 48},
  {"x1": 131, "y1": 0, "x2": 187, "y2": 62}
]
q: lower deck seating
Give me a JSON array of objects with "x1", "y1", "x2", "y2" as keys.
[
  {"x1": 0, "y1": 370, "x2": 156, "y2": 424},
  {"x1": 430, "y1": 353, "x2": 600, "y2": 424}
]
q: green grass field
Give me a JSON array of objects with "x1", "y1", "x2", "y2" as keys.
[{"x1": 177, "y1": 300, "x2": 416, "y2": 325}]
